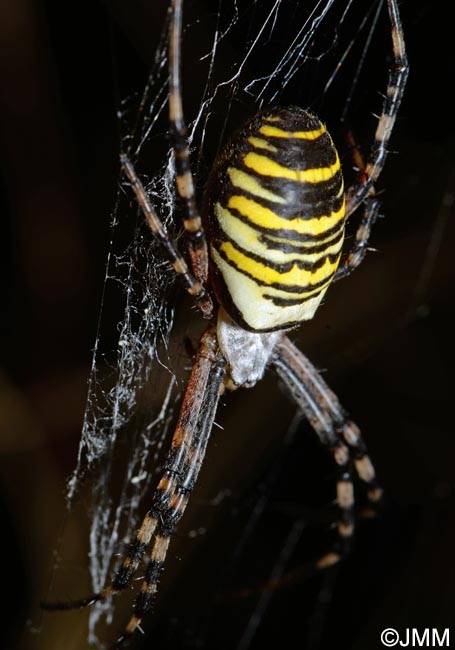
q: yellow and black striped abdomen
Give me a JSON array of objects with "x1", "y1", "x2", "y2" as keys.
[{"x1": 203, "y1": 107, "x2": 346, "y2": 332}]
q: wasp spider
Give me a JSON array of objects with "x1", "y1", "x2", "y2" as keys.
[{"x1": 42, "y1": 0, "x2": 408, "y2": 646}]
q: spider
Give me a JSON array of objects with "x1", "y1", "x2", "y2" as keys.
[{"x1": 42, "y1": 0, "x2": 408, "y2": 646}]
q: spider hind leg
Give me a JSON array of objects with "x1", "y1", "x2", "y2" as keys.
[
  {"x1": 113, "y1": 328, "x2": 225, "y2": 646},
  {"x1": 272, "y1": 335, "x2": 381, "y2": 568},
  {"x1": 42, "y1": 329, "x2": 225, "y2": 650}
]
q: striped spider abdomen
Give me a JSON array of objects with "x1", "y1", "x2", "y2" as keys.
[{"x1": 204, "y1": 107, "x2": 346, "y2": 332}]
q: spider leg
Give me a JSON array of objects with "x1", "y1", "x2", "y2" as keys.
[
  {"x1": 114, "y1": 329, "x2": 225, "y2": 646},
  {"x1": 120, "y1": 0, "x2": 214, "y2": 319},
  {"x1": 272, "y1": 335, "x2": 381, "y2": 566},
  {"x1": 42, "y1": 329, "x2": 225, "y2": 621},
  {"x1": 121, "y1": 154, "x2": 212, "y2": 317},
  {"x1": 334, "y1": 194, "x2": 381, "y2": 281},
  {"x1": 335, "y1": 130, "x2": 381, "y2": 281},
  {"x1": 169, "y1": 0, "x2": 211, "y2": 293},
  {"x1": 345, "y1": 0, "x2": 408, "y2": 216},
  {"x1": 274, "y1": 335, "x2": 382, "y2": 505}
]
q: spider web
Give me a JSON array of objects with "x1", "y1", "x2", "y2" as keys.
[{"x1": 61, "y1": 0, "x2": 391, "y2": 645}]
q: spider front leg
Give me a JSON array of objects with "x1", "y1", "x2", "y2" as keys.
[
  {"x1": 335, "y1": 0, "x2": 408, "y2": 280},
  {"x1": 272, "y1": 335, "x2": 381, "y2": 567},
  {"x1": 120, "y1": 0, "x2": 214, "y2": 319},
  {"x1": 345, "y1": 0, "x2": 408, "y2": 214},
  {"x1": 168, "y1": 0, "x2": 211, "y2": 292},
  {"x1": 121, "y1": 155, "x2": 211, "y2": 317}
]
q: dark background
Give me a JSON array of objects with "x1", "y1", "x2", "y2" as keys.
[{"x1": 1, "y1": 1, "x2": 454, "y2": 649}]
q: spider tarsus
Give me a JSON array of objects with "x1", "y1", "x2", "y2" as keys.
[{"x1": 40, "y1": 592, "x2": 102, "y2": 611}]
